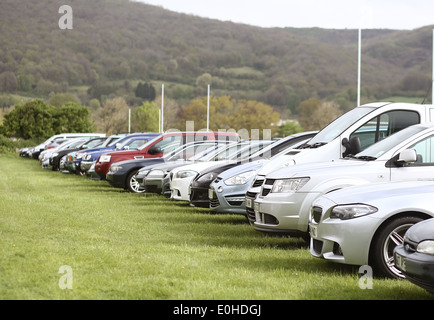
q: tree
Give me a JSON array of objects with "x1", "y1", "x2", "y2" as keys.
[
  {"x1": 49, "y1": 93, "x2": 81, "y2": 108},
  {"x1": 92, "y1": 97, "x2": 129, "y2": 134},
  {"x1": 175, "y1": 96, "x2": 280, "y2": 137},
  {"x1": 131, "y1": 101, "x2": 159, "y2": 132},
  {"x1": 295, "y1": 98, "x2": 322, "y2": 130},
  {"x1": 134, "y1": 82, "x2": 156, "y2": 101},
  {"x1": 1, "y1": 99, "x2": 96, "y2": 139},
  {"x1": 276, "y1": 121, "x2": 303, "y2": 138},
  {"x1": 0, "y1": 71, "x2": 18, "y2": 92},
  {"x1": 2, "y1": 99, "x2": 56, "y2": 139},
  {"x1": 54, "y1": 103, "x2": 95, "y2": 133},
  {"x1": 296, "y1": 100, "x2": 342, "y2": 131}
]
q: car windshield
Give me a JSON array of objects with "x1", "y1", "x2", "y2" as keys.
[
  {"x1": 353, "y1": 125, "x2": 426, "y2": 160},
  {"x1": 302, "y1": 107, "x2": 375, "y2": 148}
]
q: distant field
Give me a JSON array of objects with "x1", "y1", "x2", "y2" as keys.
[{"x1": 0, "y1": 154, "x2": 432, "y2": 301}]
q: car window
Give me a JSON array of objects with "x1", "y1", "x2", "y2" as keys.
[
  {"x1": 153, "y1": 136, "x2": 183, "y2": 153},
  {"x1": 408, "y1": 135, "x2": 434, "y2": 166},
  {"x1": 127, "y1": 139, "x2": 149, "y2": 149},
  {"x1": 350, "y1": 110, "x2": 420, "y2": 151}
]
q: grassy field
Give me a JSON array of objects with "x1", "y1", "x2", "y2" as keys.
[{"x1": 0, "y1": 154, "x2": 432, "y2": 300}]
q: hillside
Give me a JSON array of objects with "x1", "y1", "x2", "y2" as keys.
[{"x1": 0, "y1": 0, "x2": 433, "y2": 112}]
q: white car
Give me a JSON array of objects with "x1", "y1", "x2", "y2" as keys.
[
  {"x1": 251, "y1": 123, "x2": 434, "y2": 239},
  {"x1": 245, "y1": 102, "x2": 434, "y2": 223},
  {"x1": 309, "y1": 180, "x2": 434, "y2": 278},
  {"x1": 170, "y1": 140, "x2": 274, "y2": 201}
]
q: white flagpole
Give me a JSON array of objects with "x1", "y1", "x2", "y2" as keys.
[
  {"x1": 207, "y1": 84, "x2": 210, "y2": 131},
  {"x1": 357, "y1": 28, "x2": 362, "y2": 107},
  {"x1": 161, "y1": 84, "x2": 164, "y2": 133},
  {"x1": 128, "y1": 107, "x2": 131, "y2": 133}
]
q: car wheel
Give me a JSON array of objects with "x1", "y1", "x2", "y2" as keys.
[
  {"x1": 371, "y1": 216, "x2": 424, "y2": 279},
  {"x1": 127, "y1": 170, "x2": 145, "y2": 193}
]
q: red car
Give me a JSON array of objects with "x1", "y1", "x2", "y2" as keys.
[{"x1": 94, "y1": 131, "x2": 239, "y2": 179}]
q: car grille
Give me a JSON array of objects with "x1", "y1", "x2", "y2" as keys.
[
  {"x1": 261, "y1": 179, "x2": 275, "y2": 197},
  {"x1": 210, "y1": 197, "x2": 220, "y2": 208},
  {"x1": 311, "y1": 239, "x2": 323, "y2": 255},
  {"x1": 252, "y1": 177, "x2": 265, "y2": 188}
]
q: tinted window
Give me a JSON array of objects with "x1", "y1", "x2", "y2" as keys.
[{"x1": 350, "y1": 110, "x2": 420, "y2": 151}]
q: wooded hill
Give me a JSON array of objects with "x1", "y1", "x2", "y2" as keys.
[{"x1": 1, "y1": 0, "x2": 433, "y2": 113}]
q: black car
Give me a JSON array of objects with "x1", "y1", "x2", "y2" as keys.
[
  {"x1": 189, "y1": 131, "x2": 317, "y2": 208},
  {"x1": 106, "y1": 140, "x2": 231, "y2": 193},
  {"x1": 49, "y1": 137, "x2": 106, "y2": 171},
  {"x1": 394, "y1": 218, "x2": 434, "y2": 294}
]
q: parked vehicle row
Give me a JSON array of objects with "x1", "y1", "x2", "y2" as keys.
[{"x1": 22, "y1": 102, "x2": 434, "y2": 294}]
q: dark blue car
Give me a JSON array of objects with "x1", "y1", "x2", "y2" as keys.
[
  {"x1": 394, "y1": 218, "x2": 434, "y2": 294},
  {"x1": 76, "y1": 132, "x2": 160, "y2": 174}
]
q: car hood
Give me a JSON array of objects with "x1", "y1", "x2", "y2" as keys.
[
  {"x1": 218, "y1": 160, "x2": 266, "y2": 179},
  {"x1": 405, "y1": 218, "x2": 434, "y2": 243},
  {"x1": 172, "y1": 160, "x2": 233, "y2": 174},
  {"x1": 266, "y1": 158, "x2": 368, "y2": 180},
  {"x1": 320, "y1": 180, "x2": 434, "y2": 206}
]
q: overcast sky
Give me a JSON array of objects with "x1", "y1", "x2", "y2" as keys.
[{"x1": 136, "y1": 0, "x2": 433, "y2": 30}]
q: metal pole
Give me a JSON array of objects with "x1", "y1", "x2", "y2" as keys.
[
  {"x1": 128, "y1": 107, "x2": 131, "y2": 133},
  {"x1": 161, "y1": 84, "x2": 164, "y2": 133},
  {"x1": 357, "y1": 28, "x2": 361, "y2": 107},
  {"x1": 207, "y1": 84, "x2": 210, "y2": 131},
  {"x1": 432, "y1": 29, "x2": 433, "y2": 104}
]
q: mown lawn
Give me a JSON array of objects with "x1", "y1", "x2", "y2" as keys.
[{"x1": 0, "y1": 154, "x2": 432, "y2": 300}]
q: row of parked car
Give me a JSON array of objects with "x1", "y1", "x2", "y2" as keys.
[{"x1": 20, "y1": 101, "x2": 434, "y2": 294}]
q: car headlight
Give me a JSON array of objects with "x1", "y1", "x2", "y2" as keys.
[
  {"x1": 83, "y1": 154, "x2": 92, "y2": 161},
  {"x1": 52, "y1": 152, "x2": 59, "y2": 157},
  {"x1": 330, "y1": 204, "x2": 378, "y2": 220},
  {"x1": 109, "y1": 165, "x2": 123, "y2": 173},
  {"x1": 147, "y1": 169, "x2": 165, "y2": 178},
  {"x1": 198, "y1": 172, "x2": 218, "y2": 182},
  {"x1": 417, "y1": 240, "x2": 434, "y2": 255},
  {"x1": 76, "y1": 153, "x2": 84, "y2": 160},
  {"x1": 99, "y1": 154, "x2": 111, "y2": 162},
  {"x1": 224, "y1": 170, "x2": 256, "y2": 186},
  {"x1": 175, "y1": 170, "x2": 197, "y2": 179},
  {"x1": 271, "y1": 177, "x2": 310, "y2": 193}
]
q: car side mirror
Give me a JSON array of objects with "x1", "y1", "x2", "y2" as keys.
[
  {"x1": 342, "y1": 136, "x2": 361, "y2": 157},
  {"x1": 396, "y1": 149, "x2": 417, "y2": 166},
  {"x1": 123, "y1": 146, "x2": 130, "y2": 150},
  {"x1": 115, "y1": 143, "x2": 121, "y2": 150},
  {"x1": 148, "y1": 146, "x2": 162, "y2": 155}
]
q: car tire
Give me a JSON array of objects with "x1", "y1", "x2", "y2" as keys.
[
  {"x1": 126, "y1": 170, "x2": 145, "y2": 193},
  {"x1": 371, "y1": 215, "x2": 424, "y2": 279}
]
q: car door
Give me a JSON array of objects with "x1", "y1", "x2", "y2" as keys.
[{"x1": 390, "y1": 133, "x2": 434, "y2": 181}]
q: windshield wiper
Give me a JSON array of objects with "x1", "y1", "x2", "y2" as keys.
[
  {"x1": 297, "y1": 142, "x2": 327, "y2": 149},
  {"x1": 355, "y1": 155, "x2": 377, "y2": 161}
]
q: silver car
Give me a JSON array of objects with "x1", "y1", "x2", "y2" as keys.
[
  {"x1": 309, "y1": 180, "x2": 434, "y2": 278},
  {"x1": 209, "y1": 131, "x2": 317, "y2": 215}
]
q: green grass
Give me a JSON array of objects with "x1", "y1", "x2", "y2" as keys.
[{"x1": 0, "y1": 154, "x2": 432, "y2": 300}]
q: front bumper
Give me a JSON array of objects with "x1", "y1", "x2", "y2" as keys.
[
  {"x1": 80, "y1": 160, "x2": 94, "y2": 172},
  {"x1": 106, "y1": 171, "x2": 126, "y2": 189},
  {"x1": 209, "y1": 179, "x2": 252, "y2": 215},
  {"x1": 252, "y1": 191, "x2": 314, "y2": 236},
  {"x1": 394, "y1": 245, "x2": 434, "y2": 293},
  {"x1": 308, "y1": 196, "x2": 379, "y2": 266},
  {"x1": 170, "y1": 176, "x2": 197, "y2": 201}
]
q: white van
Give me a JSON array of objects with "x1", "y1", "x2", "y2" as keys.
[{"x1": 245, "y1": 102, "x2": 434, "y2": 223}]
